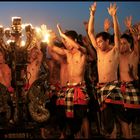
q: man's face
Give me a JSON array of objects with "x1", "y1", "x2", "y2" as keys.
[
  {"x1": 120, "y1": 38, "x2": 131, "y2": 54},
  {"x1": 62, "y1": 37, "x2": 74, "y2": 50},
  {"x1": 96, "y1": 36, "x2": 108, "y2": 51}
]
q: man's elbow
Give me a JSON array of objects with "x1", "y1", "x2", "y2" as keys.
[{"x1": 88, "y1": 29, "x2": 94, "y2": 38}]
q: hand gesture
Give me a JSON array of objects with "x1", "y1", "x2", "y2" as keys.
[
  {"x1": 104, "y1": 18, "x2": 112, "y2": 32},
  {"x1": 107, "y1": 3, "x2": 118, "y2": 16},
  {"x1": 89, "y1": 2, "x2": 96, "y2": 15},
  {"x1": 124, "y1": 16, "x2": 132, "y2": 29}
]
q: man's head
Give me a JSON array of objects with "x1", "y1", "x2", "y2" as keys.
[
  {"x1": 65, "y1": 30, "x2": 78, "y2": 41},
  {"x1": 120, "y1": 33, "x2": 134, "y2": 54},
  {"x1": 63, "y1": 30, "x2": 79, "y2": 50},
  {"x1": 95, "y1": 32, "x2": 111, "y2": 51}
]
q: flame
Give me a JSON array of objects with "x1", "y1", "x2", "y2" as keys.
[
  {"x1": 35, "y1": 27, "x2": 41, "y2": 33},
  {"x1": 21, "y1": 40, "x2": 25, "y2": 47},
  {"x1": 42, "y1": 32, "x2": 50, "y2": 43}
]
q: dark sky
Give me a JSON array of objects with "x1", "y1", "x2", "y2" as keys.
[{"x1": 0, "y1": 1, "x2": 139, "y2": 36}]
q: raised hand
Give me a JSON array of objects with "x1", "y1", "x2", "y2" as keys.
[
  {"x1": 104, "y1": 18, "x2": 112, "y2": 32},
  {"x1": 89, "y1": 2, "x2": 96, "y2": 15},
  {"x1": 107, "y1": 3, "x2": 118, "y2": 16},
  {"x1": 124, "y1": 16, "x2": 132, "y2": 29}
]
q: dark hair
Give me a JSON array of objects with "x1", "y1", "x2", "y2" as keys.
[
  {"x1": 65, "y1": 30, "x2": 85, "y2": 46},
  {"x1": 110, "y1": 34, "x2": 114, "y2": 45},
  {"x1": 77, "y1": 34, "x2": 84, "y2": 46},
  {"x1": 121, "y1": 33, "x2": 134, "y2": 50},
  {"x1": 96, "y1": 32, "x2": 111, "y2": 44},
  {"x1": 54, "y1": 41, "x2": 65, "y2": 48},
  {"x1": 65, "y1": 30, "x2": 79, "y2": 41}
]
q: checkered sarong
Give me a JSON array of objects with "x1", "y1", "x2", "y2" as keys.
[
  {"x1": 96, "y1": 81, "x2": 123, "y2": 110},
  {"x1": 49, "y1": 82, "x2": 61, "y2": 98},
  {"x1": 56, "y1": 86, "x2": 67, "y2": 106},
  {"x1": 120, "y1": 80, "x2": 140, "y2": 109},
  {"x1": 65, "y1": 82, "x2": 89, "y2": 118}
]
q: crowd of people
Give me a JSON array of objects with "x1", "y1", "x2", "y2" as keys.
[{"x1": 0, "y1": 2, "x2": 140, "y2": 139}]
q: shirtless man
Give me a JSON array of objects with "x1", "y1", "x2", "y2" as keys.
[
  {"x1": 49, "y1": 24, "x2": 89, "y2": 138},
  {"x1": 88, "y1": 2, "x2": 121, "y2": 138},
  {"x1": 118, "y1": 16, "x2": 140, "y2": 138},
  {"x1": 47, "y1": 34, "x2": 69, "y2": 139}
]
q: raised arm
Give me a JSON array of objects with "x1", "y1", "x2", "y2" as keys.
[
  {"x1": 83, "y1": 21, "x2": 97, "y2": 60},
  {"x1": 47, "y1": 45, "x2": 64, "y2": 63},
  {"x1": 57, "y1": 24, "x2": 80, "y2": 49},
  {"x1": 124, "y1": 16, "x2": 139, "y2": 53},
  {"x1": 88, "y1": 2, "x2": 98, "y2": 50},
  {"x1": 104, "y1": 18, "x2": 112, "y2": 33},
  {"x1": 57, "y1": 24, "x2": 86, "y2": 54},
  {"x1": 107, "y1": 3, "x2": 120, "y2": 50},
  {"x1": 48, "y1": 44, "x2": 66, "y2": 56}
]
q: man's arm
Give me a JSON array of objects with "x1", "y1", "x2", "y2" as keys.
[
  {"x1": 48, "y1": 46, "x2": 64, "y2": 63},
  {"x1": 57, "y1": 24, "x2": 87, "y2": 54},
  {"x1": 48, "y1": 44, "x2": 66, "y2": 56},
  {"x1": 124, "y1": 16, "x2": 139, "y2": 53},
  {"x1": 108, "y1": 3, "x2": 120, "y2": 50},
  {"x1": 88, "y1": 2, "x2": 98, "y2": 50}
]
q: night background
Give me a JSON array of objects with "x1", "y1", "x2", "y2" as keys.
[{"x1": 0, "y1": 1, "x2": 139, "y2": 36}]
